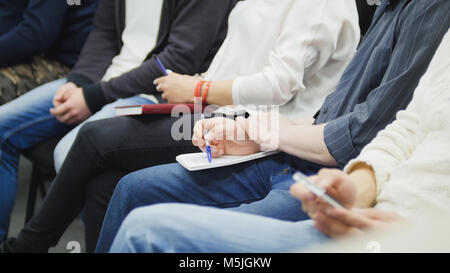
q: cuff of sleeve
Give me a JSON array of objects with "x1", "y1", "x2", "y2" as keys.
[
  {"x1": 323, "y1": 115, "x2": 360, "y2": 168},
  {"x1": 231, "y1": 77, "x2": 244, "y2": 105},
  {"x1": 344, "y1": 155, "x2": 389, "y2": 198},
  {"x1": 232, "y1": 73, "x2": 279, "y2": 106},
  {"x1": 67, "y1": 73, "x2": 94, "y2": 87},
  {"x1": 82, "y1": 83, "x2": 108, "y2": 113}
]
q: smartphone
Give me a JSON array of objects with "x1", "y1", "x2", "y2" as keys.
[{"x1": 293, "y1": 172, "x2": 344, "y2": 208}]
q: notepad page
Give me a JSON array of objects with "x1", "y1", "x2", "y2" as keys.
[{"x1": 176, "y1": 151, "x2": 279, "y2": 171}]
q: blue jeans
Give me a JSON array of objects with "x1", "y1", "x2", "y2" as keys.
[
  {"x1": 109, "y1": 204, "x2": 329, "y2": 253},
  {"x1": 0, "y1": 78, "x2": 152, "y2": 239},
  {"x1": 96, "y1": 153, "x2": 324, "y2": 252}
]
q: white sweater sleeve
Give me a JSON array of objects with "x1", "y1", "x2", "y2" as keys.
[
  {"x1": 232, "y1": 0, "x2": 359, "y2": 106},
  {"x1": 344, "y1": 105, "x2": 421, "y2": 196}
]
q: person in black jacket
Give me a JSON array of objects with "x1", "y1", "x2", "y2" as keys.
[{"x1": 0, "y1": 0, "x2": 237, "y2": 246}]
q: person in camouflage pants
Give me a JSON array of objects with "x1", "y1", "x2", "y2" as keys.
[{"x1": 0, "y1": 55, "x2": 69, "y2": 105}]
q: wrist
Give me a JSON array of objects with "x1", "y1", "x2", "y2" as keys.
[
  {"x1": 277, "y1": 122, "x2": 300, "y2": 152},
  {"x1": 348, "y1": 163, "x2": 377, "y2": 208}
]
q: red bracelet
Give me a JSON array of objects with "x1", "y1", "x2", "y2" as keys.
[
  {"x1": 195, "y1": 81, "x2": 205, "y2": 98},
  {"x1": 202, "y1": 81, "x2": 212, "y2": 104}
]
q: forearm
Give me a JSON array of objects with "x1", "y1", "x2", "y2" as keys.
[
  {"x1": 205, "y1": 80, "x2": 234, "y2": 106},
  {"x1": 346, "y1": 163, "x2": 377, "y2": 208},
  {"x1": 292, "y1": 117, "x2": 315, "y2": 125},
  {"x1": 279, "y1": 123, "x2": 337, "y2": 166}
]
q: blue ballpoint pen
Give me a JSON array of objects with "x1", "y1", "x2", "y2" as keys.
[
  {"x1": 201, "y1": 114, "x2": 213, "y2": 163},
  {"x1": 155, "y1": 56, "x2": 168, "y2": 76}
]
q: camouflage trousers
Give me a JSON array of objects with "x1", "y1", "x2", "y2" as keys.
[{"x1": 0, "y1": 55, "x2": 70, "y2": 105}]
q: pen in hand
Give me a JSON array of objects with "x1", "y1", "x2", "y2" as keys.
[
  {"x1": 155, "y1": 56, "x2": 168, "y2": 76},
  {"x1": 201, "y1": 114, "x2": 213, "y2": 163}
]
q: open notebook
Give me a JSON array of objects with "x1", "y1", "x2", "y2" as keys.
[{"x1": 176, "y1": 151, "x2": 279, "y2": 171}]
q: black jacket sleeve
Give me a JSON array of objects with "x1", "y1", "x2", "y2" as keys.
[
  {"x1": 67, "y1": 0, "x2": 119, "y2": 87},
  {"x1": 82, "y1": 0, "x2": 237, "y2": 113}
]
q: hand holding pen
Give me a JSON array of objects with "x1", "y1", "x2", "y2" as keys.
[{"x1": 201, "y1": 114, "x2": 213, "y2": 163}]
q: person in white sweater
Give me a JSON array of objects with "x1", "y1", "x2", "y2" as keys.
[
  {"x1": 107, "y1": 29, "x2": 450, "y2": 253},
  {"x1": 154, "y1": 0, "x2": 360, "y2": 118}
]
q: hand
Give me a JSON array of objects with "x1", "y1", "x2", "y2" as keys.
[
  {"x1": 53, "y1": 82, "x2": 78, "y2": 108},
  {"x1": 313, "y1": 207, "x2": 405, "y2": 238},
  {"x1": 290, "y1": 168, "x2": 357, "y2": 219},
  {"x1": 236, "y1": 111, "x2": 294, "y2": 151},
  {"x1": 192, "y1": 117, "x2": 260, "y2": 158},
  {"x1": 154, "y1": 72, "x2": 200, "y2": 104},
  {"x1": 50, "y1": 87, "x2": 92, "y2": 124}
]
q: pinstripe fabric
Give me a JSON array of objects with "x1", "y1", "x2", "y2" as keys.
[{"x1": 314, "y1": 0, "x2": 450, "y2": 168}]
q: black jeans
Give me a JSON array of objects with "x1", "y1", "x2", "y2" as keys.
[{"x1": 15, "y1": 114, "x2": 200, "y2": 253}]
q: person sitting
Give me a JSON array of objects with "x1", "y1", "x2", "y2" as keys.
[
  {"x1": 0, "y1": 0, "x2": 237, "y2": 243},
  {"x1": 109, "y1": 27, "x2": 450, "y2": 253},
  {"x1": 0, "y1": 0, "x2": 98, "y2": 105},
  {"x1": 0, "y1": 0, "x2": 361, "y2": 252},
  {"x1": 93, "y1": 0, "x2": 450, "y2": 252}
]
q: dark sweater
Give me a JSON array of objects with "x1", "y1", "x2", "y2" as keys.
[
  {"x1": 67, "y1": 0, "x2": 238, "y2": 113},
  {"x1": 0, "y1": 0, "x2": 99, "y2": 68}
]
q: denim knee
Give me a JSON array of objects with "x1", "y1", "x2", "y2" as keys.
[
  {"x1": 121, "y1": 204, "x2": 186, "y2": 236},
  {"x1": 113, "y1": 173, "x2": 147, "y2": 212},
  {"x1": 112, "y1": 205, "x2": 181, "y2": 253}
]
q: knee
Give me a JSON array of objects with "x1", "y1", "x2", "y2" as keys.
[
  {"x1": 114, "y1": 168, "x2": 170, "y2": 207},
  {"x1": 121, "y1": 204, "x2": 187, "y2": 237},
  {"x1": 113, "y1": 173, "x2": 149, "y2": 210},
  {"x1": 53, "y1": 122, "x2": 103, "y2": 171},
  {"x1": 112, "y1": 205, "x2": 182, "y2": 253},
  {"x1": 124, "y1": 205, "x2": 175, "y2": 228},
  {"x1": 77, "y1": 121, "x2": 101, "y2": 144},
  {"x1": 77, "y1": 119, "x2": 128, "y2": 152}
]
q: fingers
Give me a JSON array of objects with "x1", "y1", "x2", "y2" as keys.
[
  {"x1": 192, "y1": 120, "x2": 206, "y2": 147},
  {"x1": 325, "y1": 207, "x2": 373, "y2": 230},
  {"x1": 192, "y1": 120, "x2": 227, "y2": 157},
  {"x1": 192, "y1": 118, "x2": 226, "y2": 145},
  {"x1": 313, "y1": 212, "x2": 363, "y2": 238},
  {"x1": 290, "y1": 181, "x2": 316, "y2": 202},
  {"x1": 290, "y1": 177, "x2": 332, "y2": 219},
  {"x1": 354, "y1": 208, "x2": 403, "y2": 223},
  {"x1": 312, "y1": 168, "x2": 357, "y2": 207},
  {"x1": 50, "y1": 102, "x2": 71, "y2": 117},
  {"x1": 315, "y1": 168, "x2": 346, "y2": 192},
  {"x1": 208, "y1": 141, "x2": 225, "y2": 158},
  {"x1": 57, "y1": 111, "x2": 75, "y2": 124},
  {"x1": 53, "y1": 85, "x2": 73, "y2": 107},
  {"x1": 154, "y1": 76, "x2": 167, "y2": 92},
  {"x1": 154, "y1": 72, "x2": 181, "y2": 92}
]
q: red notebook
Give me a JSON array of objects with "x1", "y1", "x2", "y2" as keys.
[{"x1": 115, "y1": 104, "x2": 210, "y2": 116}]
